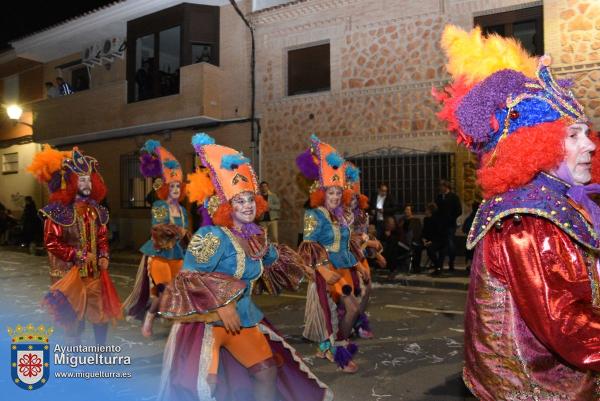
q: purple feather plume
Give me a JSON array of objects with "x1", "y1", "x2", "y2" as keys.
[
  {"x1": 296, "y1": 149, "x2": 319, "y2": 180},
  {"x1": 139, "y1": 153, "x2": 162, "y2": 178},
  {"x1": 334, "y1": 343, "x2": 358, "y2": 368},
  {"x1": 42, "y1": 290, "x2": 78, "y2": 328},
  {"x1": 198, "y1": 206, "x2": 214, "y2": 226},
  {"x1": 456, "y1": 69, "x2": 531, "y2": 145}
]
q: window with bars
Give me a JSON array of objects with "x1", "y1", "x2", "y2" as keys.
[
  {"x1": 2, "y1": 152, "x2": 18, "y2": 174},
  {"x1": 348, "y1": 148, "x2": 455, "y2": 214},
  {"x1": 120, "y1": 153, "x2": 153, "y2": 208}
]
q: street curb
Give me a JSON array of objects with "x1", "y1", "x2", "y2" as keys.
[
  {"x1": 387, "y1": 277, "x2": 469, "y2": 291},
  {"x1": 372, "y1": 272, "x2": 470, "y2": 291}
]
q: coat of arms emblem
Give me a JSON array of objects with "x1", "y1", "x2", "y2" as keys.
[{"x1": 8, "y1": 323, "x2": 53, "y2": 390}]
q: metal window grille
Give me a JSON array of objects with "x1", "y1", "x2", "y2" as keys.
[
  {"x1": 120, "y1": 153, "x2": 152, "y2": 208},
  {"x1": 348, "y1": 147, "x2": 455, "y2": 213}
]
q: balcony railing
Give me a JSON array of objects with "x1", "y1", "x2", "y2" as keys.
[{"x1": 32, "y1": 62, "x2": 223, "y2": 144}]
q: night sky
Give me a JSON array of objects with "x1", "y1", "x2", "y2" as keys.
[{"x1": 0, "y1": 1, "x2": 117, "y2": 51}]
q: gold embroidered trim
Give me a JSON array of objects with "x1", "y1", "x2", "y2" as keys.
[
  {"x1": 303, "y1": 212, "x2": 318, "y2": 239},
  {"x1": 188, "y1": 232, "x2": 221, "y2": 264},
  {"x1": 152, "y1": 205, "x2": 168, "y2": 223},
  {"x1": 222, "y1": 227, "x2": 246, "y2": 279},
  {"x1": 318, "y1": 207, "x2": 341, "y2": 253}
]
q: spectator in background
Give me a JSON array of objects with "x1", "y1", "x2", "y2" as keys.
[
  {"x1": 56, "y1": 77, "x2": 74, "y2": 96},
  {"x1": 398, "y1": 204, "x2": 423, "y2": 273},
  {"x1": 21, "y1": 196, "x2": 42, "y2": 248},
  {"x1": 45, "y1": 82, "x2": 60, "y2": 98},
  {"x1": 435, "y1": 180, "x2": 462, "y2": 271},
  {"x1": 135, "y1": 60, "x2": 152, "y2": 100},
  {"x1": 370, "y1": 183, "x2": 396, "y2": 239},
  {"x1": 145, "y1": 179, "x2": 161, "y2": 207},
  {"x1": 0, "y1": 202, "x2": 10, "y2": 244},
  {"x1": 381, "y1": 215, "x2": 409, "y2": 279},
  {"x1": 422, "y1": 202, "x2": 445, "y2": 275},
  {"x1": 258, "y1": 181, "x2": 281, "y2": 242},
  {"x1": 462, "y1": 200, "x2": 480, "y2": 272}
]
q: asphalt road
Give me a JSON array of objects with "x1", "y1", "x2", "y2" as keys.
[{"x1": 0, "y1": 249, "x2": 475, "y2": 401}]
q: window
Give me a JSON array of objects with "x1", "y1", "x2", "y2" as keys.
[
  {"x1": 120, "y1": 153, "x2": 153, "y2": 208},
  {"x1": 348, "y1": 149, "x2": 454, "y2": 213},
  {"x1": 127, "y1": 4, "x2": 220, "y2": 103},
  {"x1": 475, "y1": 6, "x2": 543, "y2": 56},
  {"x1": 288, "y1": 43, "x2": 330, "y2": 96},
  {"x1": 2, "y1": 152, "x2": 18, "y2": 174},
  {"x1": 71, "y1": 66, "x2": 90, "y2": 92},
  {"x1": 192, "y1": 44, "x2": 213, "y2": 64}
]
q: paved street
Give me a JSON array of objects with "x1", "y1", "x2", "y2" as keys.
[{"x1": 0, "y1": 249, "x2": 474, "y2": 401}]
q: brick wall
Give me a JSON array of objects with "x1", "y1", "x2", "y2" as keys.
[{"x1": 253, "y1": 0, "x2": 588, "y2": 245}]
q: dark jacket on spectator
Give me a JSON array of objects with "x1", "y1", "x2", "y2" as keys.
[{"x1": 435, "y1": 191, "x2": 462, "y2": 228}]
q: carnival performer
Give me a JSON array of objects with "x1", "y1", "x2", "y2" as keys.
[
  {"x1": 296, "y1": 135, "x2": 369, "y2": 373},
  {"x1": 433, "y1": 25, "x2": 600, "y2": 400},
  {"x1": 344, "y1": 162, "x2": 380, "y2": 339},
  {"x1": 122, "y1": 140, "x2": 190, "y2": 337},
  {"x1": 157, "y1": 133, "x2": 332, "y2": 401},
  {"x1": 28, "y1": 146, "x2": 121, "y2": 345}
]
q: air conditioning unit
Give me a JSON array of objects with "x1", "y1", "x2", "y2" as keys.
[
  {"x1": 101, "y1": 37, "x2": 126, "y2": 61},
  {"x1": 82, "y1": 43, "x2": 102, "y2": 66}
]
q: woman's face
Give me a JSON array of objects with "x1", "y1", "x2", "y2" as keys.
[
  {"x1": 231, "y1": 192, "x2": 256, "y2": 225},
  {"x1": 325, "y1": 186, "x2": 343, "y2": 210},
  {"x1": 168, "y1": 181, "x2": 181, "y2": 200},
  {"x1": 384, "y1": 216, "x2": 396, "y2": 231}
]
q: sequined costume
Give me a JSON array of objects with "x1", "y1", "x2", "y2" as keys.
[
  {"x1": 28, "y1": 146, "x2": 121, "y2": 343},
  {"x1": 433, "y1": 26, "x2": 600, "y2": 399},
  {"x1": 157, "y1": 133, "x2": 332, "y2": 401},
  {"x1": 123, "y1": 140, "x2": 189, "y2": 323},
  {"x1": 296, "y1": 135, "x2": 364, "y2": 370}
]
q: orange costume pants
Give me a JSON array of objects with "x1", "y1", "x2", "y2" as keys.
[
  {"x1": 208, "y1": 325, "x2": 274, "y2": 377},
  {"x1": 149, "y1": 256, "x2": 183, "y2": 287}
]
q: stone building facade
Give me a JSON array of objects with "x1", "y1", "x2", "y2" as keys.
[{"x1": 252, "y1": 0, "x2": 600, "y2": 245}]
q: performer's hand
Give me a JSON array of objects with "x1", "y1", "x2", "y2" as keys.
[
  {"x1": 317, "y1": 265, "x2": 341, "y2": 284},
  {"x1": 98, "y1": 257, "x2": 109, "y2": 270},
  {"x1": 356, "y1": 263, "x2": 371, "y2": 283},
  {"x1": 217, "y1": 302, "x2": 241, "y2": 334}
]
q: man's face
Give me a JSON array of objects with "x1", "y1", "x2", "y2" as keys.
[
  {"x1": 259, "y1": 183, "x2": 269, "y2": 195},
  {"x1": 350, "y1": 194, "x2": 358, "y2": 210},
  {"x1": 379, "y1": 185, "x2": 388, "y2": 196},
  {"x1": 564, "y1": 123, "x2": 596, "y2": 185},
  {"x1": 168, "y1": 181, "x2": 181, "y2": 200},
  {"x1": 231, "y1": 192, "x2": 256, "y2": 225},
  {"x1": 404, "y1": 206, "x2": 412, "y2": 217},
  {"x1": 77, "y1": 175, "x2": 92, "y2": 197},
  {"x1": 325, "y1": 186, "x2": 343, "y2": 210}
]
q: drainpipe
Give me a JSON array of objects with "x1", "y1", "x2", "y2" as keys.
[{"x1": 229, "y1": 0, "x2": 258, "y2": 174}]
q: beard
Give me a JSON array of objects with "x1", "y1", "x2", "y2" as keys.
[{"x1": 78, "y1": 188, "x2": 91, "y2": 197}]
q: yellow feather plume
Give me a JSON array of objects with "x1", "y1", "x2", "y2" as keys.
[
  {"x1": 441, "y1": 25, "x2": 538, "y2": 86},
  {"x1": 186, "y1": 168, "x2": 215, "y2": 204},
  {"x1": 27, "y1": 144, "x2": 70, "y2": 183}
]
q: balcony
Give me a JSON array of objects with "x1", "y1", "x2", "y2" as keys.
[{"x1": 32, "y1": 62, "x2": 224, "y2": 145}]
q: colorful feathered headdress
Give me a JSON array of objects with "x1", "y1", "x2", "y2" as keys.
[
  {"x1": 28, "y1": 145, "x2": 107, "y2": 203},
  {"x1": 433, "y1": 25, "x2": 589, "y2": 197},
  {"x1": 139, "y1": 139, "x2": 183, "y2": 189},
  {"x1": 187, "y1": 133, "x2": 258, "y2": 217},
  {"x1": 433, "y1": 25, "x2": 587, "y2": 154},
  {"x1": 296, "y1": 134, "x2": 349, "y2": 190},
  {"x1": 28, "y1": 145, "x2": 100, "y2": 192}
]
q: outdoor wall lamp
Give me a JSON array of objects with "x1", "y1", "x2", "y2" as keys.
[{"x1": 5, "y1": 104, "x2": 33, "y2": 128}]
